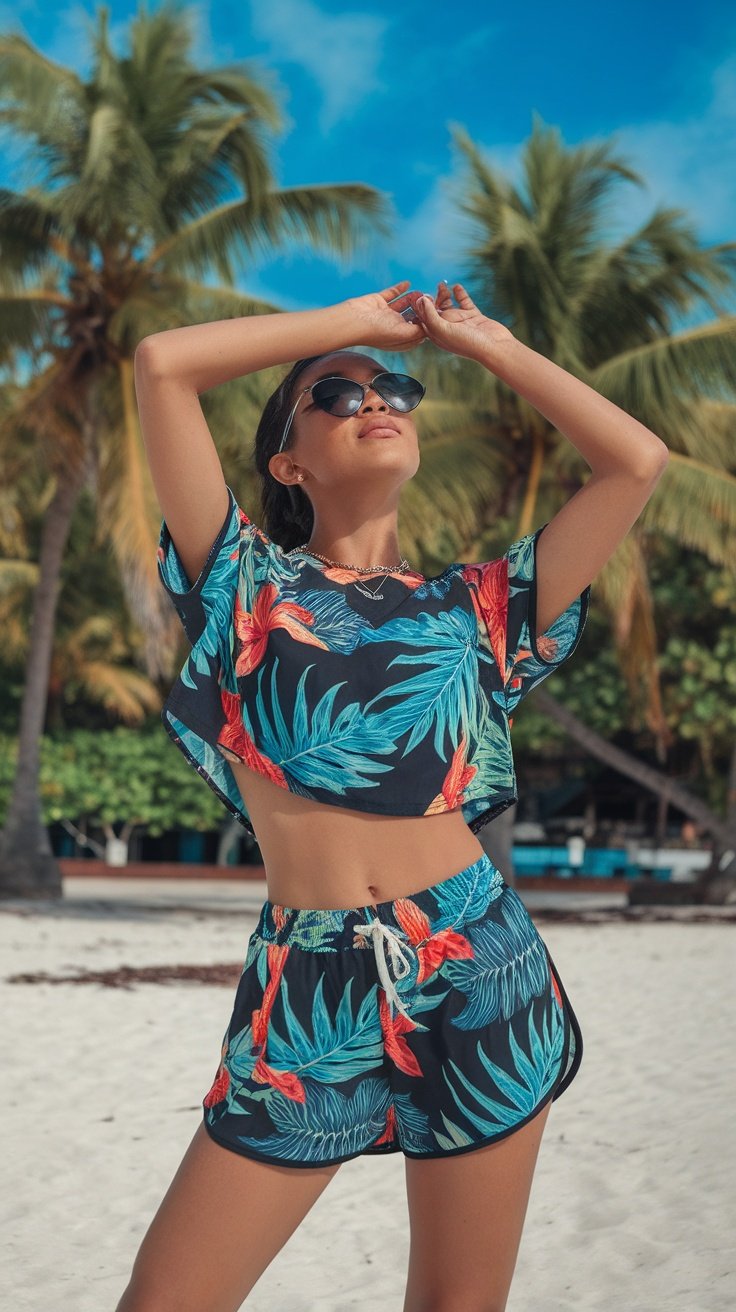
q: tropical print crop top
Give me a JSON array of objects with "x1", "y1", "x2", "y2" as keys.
[{"x1": 157, "y1": 486, "x2": 590, "y2": 838}]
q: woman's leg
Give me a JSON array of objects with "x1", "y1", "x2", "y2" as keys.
[
  {"x1": 402, "y1": 1098, "x2": 552, "y2": 1312},
  {"x1": 116, "y1": 1122, "x2": 343, "y2": 1312}
]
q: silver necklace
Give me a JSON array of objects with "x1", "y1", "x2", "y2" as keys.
[{"x1": 286, "y1": 544, "x2": 416, "y2": 601}]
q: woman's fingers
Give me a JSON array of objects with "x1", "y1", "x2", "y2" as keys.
[
  {"x1": 437, "y1": 280, "x2": 453, "y2": 307},
  {"x1": 453, "y1": 283, "x2": 475, "y2": 306},
  {"x1": 417, "y1": 295, "x2": 440, "y2": 317},
  {"x1": 381, "y1": 280, "x2": 412, "y2": 302}
]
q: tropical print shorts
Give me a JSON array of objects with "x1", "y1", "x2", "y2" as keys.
[{"x1": 202, "y1": 852, "x2": 583, "y2": 1167}]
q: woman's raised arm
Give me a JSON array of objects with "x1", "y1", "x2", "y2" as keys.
[{"x1": 134, "y1": 283, "x2": 425, "y2": 586}]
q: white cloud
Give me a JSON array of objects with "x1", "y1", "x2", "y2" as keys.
[
  {"x1": 390, "y1": 139, "x2": 524, "y2": 287},
  {"x1": 394, "y1": 44, "x2": 736, "y2": 290},
  {"x1": 248, "y1": 0, "x2": 388, "y2": 134},
  {"x1": 609, "y1": 51, "x2": 736, "y2": 241}
]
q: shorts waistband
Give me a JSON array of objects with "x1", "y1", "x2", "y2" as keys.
[{"x1": 253, "y1": 851, "x2": 505, "y2": 954}]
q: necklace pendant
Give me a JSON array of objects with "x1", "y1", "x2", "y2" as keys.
[{"x1": 354, "y1": 583, "x2": 384, "y2": 600}]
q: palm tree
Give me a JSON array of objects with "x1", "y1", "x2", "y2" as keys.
[
  {"x1": 410, "y1": 115, "x2": 736, "y2": 896},
  {"x1": 0, "y1": 3, "x2": 392, "y2": 898}
]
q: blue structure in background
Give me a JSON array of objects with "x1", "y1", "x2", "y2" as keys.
[{"x1": 512, "y1": 845, "x2": 673, "y2": 880}]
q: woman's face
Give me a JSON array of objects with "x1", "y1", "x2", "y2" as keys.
[{"x1": 269, "y1": 351, "x2": 421, "y2": 497}]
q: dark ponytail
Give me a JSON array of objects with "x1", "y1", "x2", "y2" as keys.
[{"x1": 252, "y1": 354, "x2": 327, "y2": 551}]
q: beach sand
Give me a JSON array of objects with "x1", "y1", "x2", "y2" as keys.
[{"x1": 1, "y1": 877, "x2": 734, "y2": 1311}]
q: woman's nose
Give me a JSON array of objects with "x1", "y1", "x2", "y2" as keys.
[{"x1": 360, "y1": 387, "x2": 388, "y2": 410}]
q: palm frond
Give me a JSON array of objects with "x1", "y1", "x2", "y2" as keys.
[
  {"x1": 108, "y1": 279, "x2": 282, "y2": 353},
  {"x1": 191, "y1": 65, "x2": 283, "y2": 130},
  {"x1": 145, "y1": 184, "x2": 391, "y2": 281},
  {"x1": 570, "y1": 209, "x2": 734, "y2": 365},
  {"x1": 0, "y1": 288, "x2": 69, "y2": 357},
  {"x1": 161, "y1": 108, "x2": 273, "y2": 222},
  {"x1": 0, "y1": 32, "x2": 85, "y2": 120},
  {"x1": 589, "y1": 317, "x2": 736, "y2": 444},
  {"x1": 637, "y1": 451, "x2": 736, "y2": 565},
  {"x1": 0, "y1": 189, "x2": 62, "y2": 275}
]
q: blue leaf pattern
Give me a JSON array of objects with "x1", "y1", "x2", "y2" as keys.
[
  {"x1": 444, "y1": 888, "x2": 552, "y2": 1029},
  {"x1": 235, "y1": 1079, "x2": 395, "y2": 1164},
  {"x1": 441, "y1": 1003, "x2": 564, "y2": 1134},
  {"x1": 158, "y1": 488, "x2": 589, "y2": 840},
  {"x1": 202, "y1": 855, "x2": 583, "y2": 1165},
  {"x1": 252, "y1": 658, "x2": 397, "y2": 793},
  {"x1": 266, "y1": 973, "x2": 386, "y2": 1083}
]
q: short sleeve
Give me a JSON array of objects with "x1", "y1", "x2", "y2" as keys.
[
  {"x1": 157, "y1": 485, "x2": 242, "y2": 648},
  {"x1": 503, "y1": 524, "x2": 590, "y2": 715},
  {"x1": 461, "y1": 522, "x2": 590, "y2": 719}
]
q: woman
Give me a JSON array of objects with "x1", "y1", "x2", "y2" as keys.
[{"x1": 118, "y1": 281, "x2": 668, "y2": 1312}]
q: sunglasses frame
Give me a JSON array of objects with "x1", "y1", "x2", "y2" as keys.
[{"x1": 277, "y1": 370, "x2": 425, "y2": 453}]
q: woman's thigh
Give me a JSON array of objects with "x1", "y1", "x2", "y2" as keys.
[
  {"x1": 402, "y1": 1098, "x2": 552, "y2": 1312},
  {"x1": 116, "y1": 1122, "x2": 342, "y2": 1312}
]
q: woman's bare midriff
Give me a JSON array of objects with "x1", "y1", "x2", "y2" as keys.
[{"x1": 229, "y1": 761, "x2": 487, "y2": 910}]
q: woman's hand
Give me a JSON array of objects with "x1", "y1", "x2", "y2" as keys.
[
  {"x1": 414, "y1": 282, "x2": 515, "y2": 361},
  {"x1": 341, "y1": 280, "x2": 430, "y2": 351}
]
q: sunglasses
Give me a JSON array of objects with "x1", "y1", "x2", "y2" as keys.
[{"x1": 277, "y1": 371, "x2": 426, "y2": 452}]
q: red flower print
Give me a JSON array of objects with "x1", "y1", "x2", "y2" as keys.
[
  {"x1": 248, "y1": 942, "x2": 307, "y2": 1101},
  {"x1": 378, "y1": 991, "x2": 423, "y2": 1077},
  {"x1": 217, "y1": 689, "x2": 289, "y2": 789},
  {"x1": 319, "y1": 564, "x2": 424, "y2": 589},
  {"x1": 251, "y1": 943, "x2": 290, "y2": 1049},
  {"x1": 462, "y1": 557, "x2": 508, "y2": 675},
  {"x1": 536, "y1": 633, "x2": 559, "y2": 661},
  {"x1": 203, "y1": 1065, "x2": 230, "y2": 1107},
  {"x1": 392, "y1": 898, "x2": 474, "y2": 985},
  {"x1": 273, "y1": 905, "x2": 291, "y2": 935},
  {"x1": 424, "y1": 733, "x2": 477, "y2": 815},
  {"x1": 374, "y1": 1101, "x2": 399, "y2": 1146},
  {"x1": 203, "y1": 1037, "x2": 230, "y2": 1107},
  {"x1": 233, "y1": 585, "x2": 328, "y2": 678},
  {"x1": 251, "y1": 1057, "x2": 306, "y2": 1102}
]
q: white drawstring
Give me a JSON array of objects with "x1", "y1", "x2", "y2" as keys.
[{"x1": 354, "y1": 916, "x2": 416, "y2": 1021}]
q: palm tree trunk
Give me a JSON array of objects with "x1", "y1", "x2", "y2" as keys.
[
  {"x1": 533, "y1": 686, "x2": 736, "y2": 900},
  {"x1": 0, "y1": 457, "x2": 88, "y2": 898},
  {"x1": 727, "y1": 740, "x2": 736, "y2": 826}
]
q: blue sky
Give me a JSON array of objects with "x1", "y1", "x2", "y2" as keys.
[{"x1": 1, "y1": 0, "x2": 735, "y2": 318}]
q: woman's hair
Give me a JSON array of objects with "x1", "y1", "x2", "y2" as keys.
[{"x1": 252, "y1": 354, "x2": 326, "y2": 551}]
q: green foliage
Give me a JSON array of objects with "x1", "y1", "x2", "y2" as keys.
[{"x1": 0, "y1": 726, "x2": 231, "y2": 835}]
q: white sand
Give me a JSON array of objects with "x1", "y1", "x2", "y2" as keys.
[{"x1": 1, "y1": 879, "x2": 734, "y2": 1311}]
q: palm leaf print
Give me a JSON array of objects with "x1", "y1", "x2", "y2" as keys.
[
  {"x1": 263, "y1": 909, "x2": 351, "y2": 953},
  {"x1": 251, "y1": 657, "x2": 397, "y2": 792},
  {"x1": 272, "y1": 586, "x2": 367, "y2": 654},
  {"x1": 443, "y1": 889, "x2": 551, "y2": 1029},
  {"x1": 180, "y1": 626, "x2": 222, "y2": 689},
  {"x1": 164, "y1": 714, "x2": 245, "y2": 814},
  {"x1": 234, "y1": 1077, "x2": 393, "y2": 1164},
  {"x1": 362, "y1": 606, "x2": 485, "y2": 758},
  {"x1": 265, "y1": 973, "x2": 386, "y2": 1084},
  {"x1": 439, "y1": 1003, "x2": 564, "y2": 1141},
  {"x1": 465, "y1": 688, "x2": 516, "y2": 793},
  {"x1": 430, "y1": 864, "x2": 504, "y2": 933},
  {"x1": 412, "y1": 569, "x2": 458, "y2": 601},
  {"x1": 392, "y1": 1090, "x2": 432, "y2": 1150}
]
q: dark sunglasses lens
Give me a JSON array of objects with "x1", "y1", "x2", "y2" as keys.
[
  {"x1": 311, "y1": 377, "x2": 363, "y2": 415},
  {"x1": 375, "y1": 372, "x2": 425, "y2": 411}
]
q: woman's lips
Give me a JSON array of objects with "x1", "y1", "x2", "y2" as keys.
[{"x1": 358, "y1": 417, "x2": 401, "y2": 437}]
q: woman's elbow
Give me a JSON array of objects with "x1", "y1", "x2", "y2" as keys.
[{"x1": 134, "y1": 333, "x2": 170, "y2": 383}]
